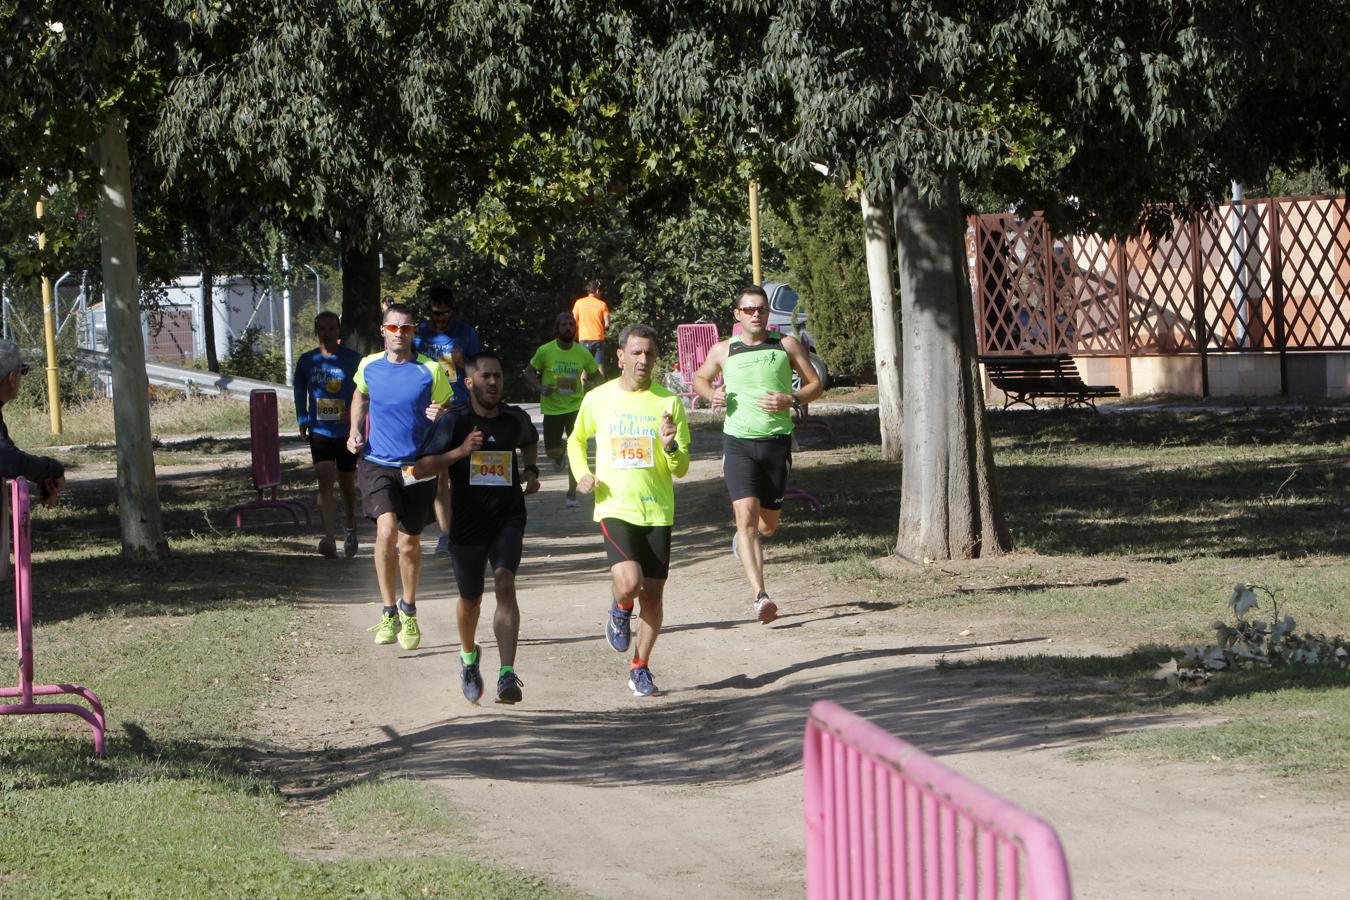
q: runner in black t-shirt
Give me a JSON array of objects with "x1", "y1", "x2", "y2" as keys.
[{"x1": 411, "y1": 351, "x2": 540, "y2": 705}]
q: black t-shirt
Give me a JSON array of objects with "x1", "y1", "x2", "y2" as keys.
[{"x1": 417, "y1": 404, "x2": 538, "y2": 543}]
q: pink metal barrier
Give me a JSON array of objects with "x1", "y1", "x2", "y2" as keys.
[
  {"x1": 804, "y1": 701, "x2": 1072, "y2": 900},
  {"x1": 0, "y1": 478, "x2": 106, "y2": 755},
  {"x1": 224, "y1": 389, "x2": 310, "y2": 527}
]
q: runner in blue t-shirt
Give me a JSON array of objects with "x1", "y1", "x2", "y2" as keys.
[
  {"x1": 413, "y1": 283, "x2": 482, "y2": 557},
  {"x1": 348, "y1": 303, "x2": 453, "y2": 653},
  {"x1": 293, "y1": 311, "x2": 363, "y2": 560}
]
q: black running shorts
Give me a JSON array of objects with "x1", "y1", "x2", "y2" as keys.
[
  {"x1": 358, "y1": 459, "x2": 437, "y2": 535},
  {"x1": 722, "y1": 434, "x2": 792, "y2": 510},
  {"x1": 309, "y1": 432, "x2": 358, "y2": 472},
  {"x1": 542, "y1": 410, "x2": 579, "y2": 453},
  {"x1": 449, "y1": 521, "x2": 525, "y2": 600},
  {"x1": 599, "y1": 518, "x2": 672, "y2": 580}
]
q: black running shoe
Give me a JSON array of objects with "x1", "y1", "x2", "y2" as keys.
[{"x1": 495, "y1": 671, "x2": 524, "y2": 704}]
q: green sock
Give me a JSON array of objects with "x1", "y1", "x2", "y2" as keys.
[
  {"x1": 499, "y1": 665, "x2": 514, "y2": 677},
  {"x1": 460, "y1": 648, "x2": 479, "y2": 665}
]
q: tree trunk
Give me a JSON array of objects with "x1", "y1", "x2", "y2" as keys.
[
  {"x1": 201, "y1": 265, "x2": 219, "y2": 372},
  {"x1": 893, "y1": 174, "x2": 1010, "y2": 561},
  {"x1": 340, "y1": 238, "x2": 381, "y2": 353},
  {"x1": 95, "y1": 113, "x2": 169, "y2": 560},
  {"x1": 860, "y1": 186, "x2": 903, "y2": 462}
]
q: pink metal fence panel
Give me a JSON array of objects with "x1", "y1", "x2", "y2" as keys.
[
  {"x1": 224, "y1": 389, "x2": 310, "y2": 527},
  {"x1": 804, "y1": 701, "x2": 1071, "y2": 900},
  {"x1": 0, "y1": 478, "x2": 106, "y2": 755}
]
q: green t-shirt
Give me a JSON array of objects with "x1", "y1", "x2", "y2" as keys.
[
  {"x1": 567, "y1": 379, "x2": 691, "y2": 526},
  {"x1": 528, "y1": 340, "x2": 600, "y2": 416},
  {"x1": 723, "y1": 332, "x2": 793, "y2": 439}
]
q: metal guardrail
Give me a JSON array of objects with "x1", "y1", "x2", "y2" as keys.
[{"x1": 75, "y1": 349, "x2": 286, "y2": 400}]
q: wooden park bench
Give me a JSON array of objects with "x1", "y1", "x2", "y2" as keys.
[{"x1": 980, "y1": 353, "x2": 1120, "y2": 411}]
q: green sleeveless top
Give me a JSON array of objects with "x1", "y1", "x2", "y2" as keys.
[{"x1": 723, "y1": 331, "x2": 793, "y2": 438}]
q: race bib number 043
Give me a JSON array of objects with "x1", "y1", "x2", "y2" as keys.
[
  {"x1": 609, "y1": 436, "x2": 655, "y2": 469},
  {"x1": 469, "y1": 450, "x2": 513, "y2": 487}
]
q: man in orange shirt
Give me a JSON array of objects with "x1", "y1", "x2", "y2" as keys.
[{"x1": 571, "y1": 279, "x2": 611, "y2": 375}]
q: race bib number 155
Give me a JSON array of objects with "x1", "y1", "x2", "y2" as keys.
[{"x1": 609, "y1": 436, "x2": 655, "y2": 469}]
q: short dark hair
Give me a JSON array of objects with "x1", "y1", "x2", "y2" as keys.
[
  {"x1": 314, "y1": 310, "x2": 340, "y2": 330},
  {"x1": 585, "y1": 279, "x2": 603, "y2": 297},
  {"x1": 428, "y1": 283, "x2": 455, "y2": 309},
  {"x1": 617, "y1": 323, "x2": 658, "y2": 352},
  {"x1": 735, "y1": 285, "x2": 768, "y2": 307},
  {"x1": 383, "y1": 303, "x2": 415, "y2": 321},
  {"x1": 466, "y1": 350, "x2": 503, "y2": 373}
]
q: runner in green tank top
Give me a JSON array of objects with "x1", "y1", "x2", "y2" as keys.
[{"x1": 693, "y1": 285, "x2": 823, "y2": 624}]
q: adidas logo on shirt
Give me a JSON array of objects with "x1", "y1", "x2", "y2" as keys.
[{"x1": 487, "y1": 435, "x2": 497, "y2": 443}]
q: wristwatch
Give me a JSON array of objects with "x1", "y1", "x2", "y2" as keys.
[{"x1": 663, "y1": 439, "x2": 681, "y2": 455}]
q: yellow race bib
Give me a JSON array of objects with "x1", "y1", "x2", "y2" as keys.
[
  {"x1": 316, "y1": 398, "x2": 345, "y2": 422},
  {"x1": 609, "y1": 436, "x2": 655, "y2": 470},
  {"x1": 469, "y1": 450, "x2": 513, "y2": 487}
]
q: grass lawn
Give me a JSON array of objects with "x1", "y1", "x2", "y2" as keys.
[
  {"x1": 8, "y1": 392, "x2": 296, "y2": 450},
  {"x1": 768, "y1": 403, "x2": 1350, "y2": 788},
  {"x1": 0, "y1": 465, "x2": 568, "y2": 898}
]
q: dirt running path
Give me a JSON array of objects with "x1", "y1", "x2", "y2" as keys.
[{"x1": 271, "y1": 451, "x2": 1350, "y2": 900}]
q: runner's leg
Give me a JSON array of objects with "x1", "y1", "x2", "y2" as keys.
[
  {"x1": 492, "y1": 568, "x2": 520, "y2": 667},
  {"x1": 433, "y1": 472, "x2": 451, "y2": 548},
  {"x1": 733, "y1": 496, "x2": 767, "y2": 596},
  {"x1": 338, "y1": 470, "x2": 358, "y2": 530},
  {"x1": 315, "y1": 459, "x2": 338, "y2": 541},
  {"x1": 632, "y1": 577, "x2": 666, "y2": 662},
  {"x1": 373, "y1": 511, "x2": 400, "y2": 605},
  {"x1": 397, "y1": 529, "x2": 422, "y2": 605}
]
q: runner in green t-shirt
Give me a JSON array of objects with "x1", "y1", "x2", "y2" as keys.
[
  {"x1": 523, "y1": 312, "x2": 600, "y2": 507},
  {"x1": 567, "y1": 324, "x2": 691, "y2": 697},
  {"x1": 693, "y1": 285, "x2": 822, "y2": 624}
]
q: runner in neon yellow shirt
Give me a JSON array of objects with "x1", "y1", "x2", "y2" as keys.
[
  {"x1": 523, "y1": 312, "x2": 600, "y2": 507},
  {"x1": 567, "y1": 324, "x2": 690, "y2": 697}
]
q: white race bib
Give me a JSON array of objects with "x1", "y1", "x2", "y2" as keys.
[
  {"x1": 469, "y1": 450, "x2": 513, "y2": 487},
  {"x1": 401, "y1": 465, "x2": 436, "y2": 487},
  {"x1": 609, "y1": 436, "x2": 655, "y2": 469},
  {"x1": 554, "y1": 375, "x2": 579, "y2": 396}
]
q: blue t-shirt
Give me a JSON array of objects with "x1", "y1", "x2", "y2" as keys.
[
  {"x1": 293, "y1": 346, "x2": 362, "y2": 439},
  {"x1": 413, "y1": 321, "x2": 482, "y2": 408},
  {"x1": 353, "y1": 353, "x2": 453, "y2": 467}
]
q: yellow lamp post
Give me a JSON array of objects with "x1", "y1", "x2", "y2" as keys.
[
  {"x1": 748, "y1": 180, "x2": 763, "y2": 285},
  {"x1": 34, "y1": 196, "x2": 62, "y2": 435}
]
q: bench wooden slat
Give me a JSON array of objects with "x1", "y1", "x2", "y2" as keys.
[{"x1": 978, "y1": 353, "x2": 1120, "y2": 411}]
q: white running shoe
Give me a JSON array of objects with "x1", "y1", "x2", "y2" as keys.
[{"x1": 754, "y1": 592, "x2": 778, "y2": 625}]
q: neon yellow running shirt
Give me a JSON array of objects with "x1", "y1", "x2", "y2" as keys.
[
  {"x1": 567, "y1": 379, "x2": 691, "y2": 526},
  {"x1": 723, "y1": 331, "x2": 793, "y2": 438},
  {"x1": 528, "y1": 340, "x2": 600, "y2": 416}
]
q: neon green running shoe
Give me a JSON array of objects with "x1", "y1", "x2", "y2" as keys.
[
  {"x1": 398, "y1": 607, "x2": 421, "y2": 651},
  {"x1": 370, "y1": 611, "x2": 399, "y2": 645}
]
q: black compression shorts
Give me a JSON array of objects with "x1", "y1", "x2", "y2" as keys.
[
  {"x1": 599, "y1": 518, "x2": 672, "y2": 580},
  {"x1": 542, "y1": 410, "x2": 579, "y2": 453},
  {"x1": 310, "y1": 433, "x2": 358, "y2": 472},
  {"x1": 722, "y1": 434, "x2": 792, "y2": 510},
  {"x1": 449, "y1": 521, "x2": 525, "y2": 600}
]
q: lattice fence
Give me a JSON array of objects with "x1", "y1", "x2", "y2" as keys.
[{"x1": 971, "y1": 195, "x2": 1350, "y2": 357}]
